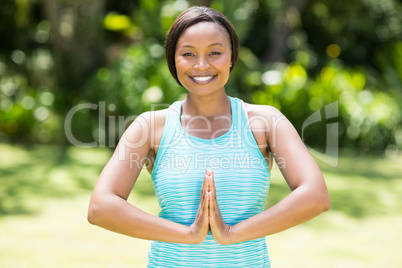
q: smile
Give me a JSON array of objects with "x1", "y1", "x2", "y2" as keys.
[{"x1": 191, "y1": 75, "x2": 216, "y2": 84}]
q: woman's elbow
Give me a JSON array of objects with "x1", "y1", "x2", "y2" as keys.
[
  {"x1": 87, "y1": 199, "x2": 102, "y2": 225},
  {"x1": 317, "y1": 191, "x2": 331, "y2": 212}
]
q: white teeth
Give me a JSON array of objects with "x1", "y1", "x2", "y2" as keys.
[{"x1": 193, "y1": 76, "x2": 213, "y2": 82}]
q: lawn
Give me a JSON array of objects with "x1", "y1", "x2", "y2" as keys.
[{"x1": 0, "y1": 143, "x2": 401, "y2": 267}]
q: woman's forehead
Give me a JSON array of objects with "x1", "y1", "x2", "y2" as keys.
[{"x1": 177, "y1": 22, "x2": 230, "y2": 46}]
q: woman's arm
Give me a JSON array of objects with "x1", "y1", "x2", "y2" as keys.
[
  {"x1": 209, "y1": 105, "x2": 330, "y2": 244},
  {"x1": 87, "y1": 111, "x2": 209, "y2": 244}
]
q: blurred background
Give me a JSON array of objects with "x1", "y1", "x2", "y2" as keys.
[{"x1": 0, "y1": 0, "x2": 401, "y2": 267}]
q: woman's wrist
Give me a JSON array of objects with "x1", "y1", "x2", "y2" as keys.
[
  {"x1": 225, "y1": 225, "x2": 235, "y2": 244},
  {"x1": 186, "y1": 224, "x2": 206, "y2": 244},
  {"x1": 222, "y1": 224, "x2": 243, "y2": 245},
  {"x1": 211, "y1": 223, "x2": 233, "y2": 245},
  {"x1": 187, "y1": 225, "x2": 198, "y2": 244}
]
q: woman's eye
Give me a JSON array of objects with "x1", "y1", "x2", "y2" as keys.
[
  {"x1": 182, "y1": 53, "x2": 194, "y2": 57},
  {"x1": 210, "y1": 52, "x2": 221, "y2": 56}
]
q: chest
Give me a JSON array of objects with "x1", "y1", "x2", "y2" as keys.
[
  {"x1": 153, "y1": 126, "x2": 269, "y2": 189},
  {"x1": 152, "y1": 128, "x2": 270, "y2": 224}
]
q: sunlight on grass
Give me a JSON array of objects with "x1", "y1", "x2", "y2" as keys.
[
  {"x1": 0, "y1": 197, "x2": 151, "y2": 268},
  {"x1": 1, "y1": 144, "x2": 401, "y2": 267}
]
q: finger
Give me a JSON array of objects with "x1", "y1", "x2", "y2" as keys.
[
  {"x1": 211, "y1": 185, "x2": 218, "y2": 206},
  {"x1": 207, "y1": 173, "x2": 216, "y2": 204},
  {"x1": 201, "y1": 172, "x2": 208, "y2": 190},
  {"x1": 206, "y1": 191, "x2": 211, "y2": 220},
  {"x1": 204, "y1": 175, "x2": 211, "y2": 201},
  {"x1": 210, "y1": 171, "x2": 215, "y2": 191},
  {"x1": 204, "y1": 172, "x2": 212, "y2": 193},
  {"x1": 200, "y1": 185, "x2": 205, "y2": 204},
  {"x1": 200, "y1": 172, "x2": 209, "y2": 199},
  {"x1": 210, "y1": 184, "x2": 220, "y2": 220},
  {"x1": 209, "y1": 191, "x2": 216, "y2": 221},
  {"x1": 198, "y1": 191, "x2": 207, "y2": 224}
]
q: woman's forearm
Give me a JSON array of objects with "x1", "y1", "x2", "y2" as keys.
[
  {"x1": 88, "y1": 194, "x2": 194, "y2": 244},
  {"x1": 227, "y1": 185, "x2": 330, "y2": 244}
]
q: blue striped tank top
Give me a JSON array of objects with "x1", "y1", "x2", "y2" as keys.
[{"x1": 148, "y1": 96, "x2": 271, "y2": 267}]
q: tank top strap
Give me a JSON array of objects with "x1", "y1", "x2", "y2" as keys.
[
  {"x1": 164, "y1": 100, "x2": 182, "y2": 133},
  {"x1": 230, "y1": 97, "x2": 269, "y2": 169},
  {"x1": 152, "y1": 100, "x2": 182, "y2": 177}
]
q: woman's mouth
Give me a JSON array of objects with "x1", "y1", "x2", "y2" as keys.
[{"x1": 190, "y1": 75, "x2": 216, "y2": 84}]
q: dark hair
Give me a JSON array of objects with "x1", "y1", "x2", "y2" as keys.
[{"x1": 165, "y1": 6, "x2": 240, "y2": 87}]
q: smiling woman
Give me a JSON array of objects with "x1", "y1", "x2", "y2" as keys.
[
  {"x1": 88, "y1": 6, "x2": 330, "y2": 268},
  {"x1": 174, "y1": 21, "x2": 232, "y2": 96},
  {"x1": 165, "y1": 6, "x2": 239, "y2": 88}
]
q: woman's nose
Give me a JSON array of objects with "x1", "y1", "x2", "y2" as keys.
[{"x1": 194, "y1": 56, "x2": 210, "y2": 70}]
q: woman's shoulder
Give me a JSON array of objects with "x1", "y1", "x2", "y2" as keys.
[
  {"x1": 241, "y1": 101, "x2": 292, "y2": 140},
  {"x1": 242, "y1": 101, "x2": 298, "y2": 147},
  {"x1": 126, "y1": 108, "x2": 168, "y2": 130},
  {"x1": 242, "y1": 101, "x2": 284, "y2": 121},
  {"x1": 123, "y1": 108, "x2": 169, "y2": 147},
  {"x1": 141, "y1": 108, "x2": 169, "y2": 126}
]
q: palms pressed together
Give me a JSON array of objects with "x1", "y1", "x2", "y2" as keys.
[{"x1": 190, "y1": 170, "x2": 231, "y2": 245}]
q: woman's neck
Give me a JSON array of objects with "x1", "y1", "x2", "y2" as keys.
[{"x1": 182, "y1": 91, "x2": 230, "y2": 119}]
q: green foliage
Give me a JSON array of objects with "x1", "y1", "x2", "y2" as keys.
[
  {"x1": 249, "y1": 60, "x2": 401, "y2": 151},
  {"x1": 0, "y1": 53, "x2": 61, "y2": 143},
  {"x1": 0, "y1": 0, "x2": 401, "y2": 152}
]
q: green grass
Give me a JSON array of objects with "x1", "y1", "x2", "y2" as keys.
[{"x1": 1, "y1": 144, "x2": 401, "y2": 267}]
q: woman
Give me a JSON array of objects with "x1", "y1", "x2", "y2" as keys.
[{"x1": 88, "y1": 6, "x2": 330, "y2": 267}]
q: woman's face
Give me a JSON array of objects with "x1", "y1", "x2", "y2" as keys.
[{"x1": 175, "y1": 22, "x2": 232, "y2": 96}]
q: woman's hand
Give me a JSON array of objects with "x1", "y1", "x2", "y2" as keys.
[
  {"x1": 188, "y1": 171, "x2": 211, "y2": 244},
  {"x1": 205, "y1": 170, "x2": 232, "y2": 245}
]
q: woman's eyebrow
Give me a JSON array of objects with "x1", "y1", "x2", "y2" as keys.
[
  {"x1": 208, "y1": 43, "x2": 224, "y2": 47},
  {"x1": 179, "y1": 43, "x2": 224, "y2": 49}
]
